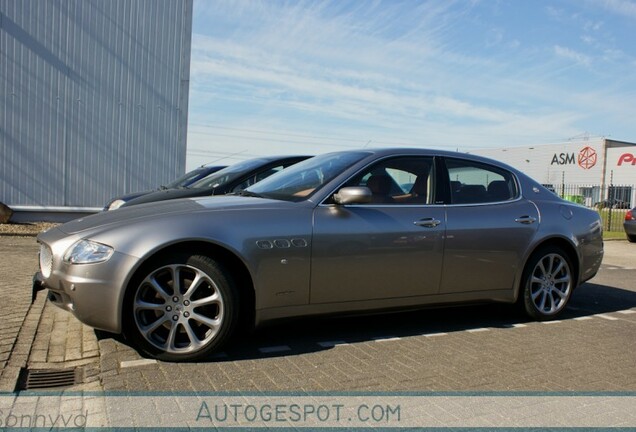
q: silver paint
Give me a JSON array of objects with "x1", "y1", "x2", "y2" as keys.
[{"x1": 37, "y1": 149, "x2": 604, "y2": 342}]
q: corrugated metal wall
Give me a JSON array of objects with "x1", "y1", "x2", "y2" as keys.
[{"x1": 0, "y1": 0, "x2": 192, "y2": 207}]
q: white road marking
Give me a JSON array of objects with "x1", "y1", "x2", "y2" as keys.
[
  {"x1": 541, "y1": 320, "x2": 562, "y2": 324},
  {"x1": 617, "y1": 310, "x2": 636, "y2": 315},
  {"x1": 120, "y1": 359, "x2": 157, "y2": 368},
  {"x1": 574, "y1": 316, "x2": 593, "y2": 321},
  {"x1": 595, "y1": 314, "x2": 619, "y2": 321},
  {"x1": 510, "y1": 323, "x2": 527, "y2": 328},
  {"x1": 467, "y1": 328, "x2": 490, "y2": 333},
  {"x1": 424, "y1": 332, "x2": 447, "y2": 337},
  {"x1": 317, "y1": 341, "x2": 349, "y2": 348},
  {"x1": 373, "y1": 336, "x2": 401, "y2": 342}
]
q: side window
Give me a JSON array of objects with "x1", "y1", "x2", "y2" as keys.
[
  {"x1": 445, "y1": 158, "x2": 517, "y2": 204},
  {"x1": 343, "y1": 157, "x2": 434, "y2": 205}
]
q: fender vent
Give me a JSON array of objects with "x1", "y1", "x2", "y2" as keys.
[{"x1": 16, "y1": 367, "x2": 79, "y2": 390}]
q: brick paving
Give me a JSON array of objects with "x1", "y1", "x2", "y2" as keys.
[
  {"x1": 1, "y1": 235, "x2": 635, "y2": 397},
  {"x1": 0, "y1": 236, "x2": 100, "y2": 391},
  {"x1": 0, "y1": 236, "x2": 42, "y2": 390},
  {"x1": 99, "y1": 301, "x2": 636, "y2": 392}
]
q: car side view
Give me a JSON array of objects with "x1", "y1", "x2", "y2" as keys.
[{"x1": 35, "y1": 149, "x2": 604, "y2": 361}]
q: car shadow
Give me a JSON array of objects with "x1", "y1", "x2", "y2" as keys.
[{"x1": 95, "y1": 282, "x2": 636, "y2": 363}]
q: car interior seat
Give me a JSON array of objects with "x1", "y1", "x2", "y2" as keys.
[{"x1": 366, "y1": 175, "x2": 394, "y2": 203}]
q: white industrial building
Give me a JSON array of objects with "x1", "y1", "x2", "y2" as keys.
[
  {"x1": 1, "y1": 0, "x2": 193, "y2": 221},
  {"x1": 468, "y1": 138, "x2": 636, "y2": 208}
]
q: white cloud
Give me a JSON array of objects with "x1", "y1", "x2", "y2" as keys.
[
  {"x1": 599, "y1": 0, "x2": 636, "y2": 18},
  {"x1": 186, "y1": 0, "x2": 636, "y2": 168},
  {"x1": 553, "y1": 45, "x2": 592, "y2": 66}
]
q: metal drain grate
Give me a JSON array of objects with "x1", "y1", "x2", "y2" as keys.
[{"x1": 16, "y1": 367, "x2": 79, "y2": 390}]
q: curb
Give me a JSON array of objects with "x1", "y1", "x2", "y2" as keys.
[{"x1": 0, "y1": 290, "x2": 47, "y2": 391}]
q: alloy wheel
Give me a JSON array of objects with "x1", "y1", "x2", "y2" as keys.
[
  {"x1": 133, "y1": 264, "x2": 225, "y2": 354},
  {"x1": 528, "y1": 253, "x2": 572, "y2": 315}
]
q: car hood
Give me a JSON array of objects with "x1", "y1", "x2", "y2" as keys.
[
  {"x1": 116, "y1": 190, "x2": 154, "y2": 201},
  {"x1": 59, "y1": 196, "x2": 297, "y2": 236},
  {"x1": 122, "y1": 187, "x2": 211, "y2": 207}
]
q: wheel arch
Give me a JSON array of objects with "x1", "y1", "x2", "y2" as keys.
[
  {"x1": 515, "y1": 236, "x2": 580, "y2": 301},
  {"x1": 119, "y1": 240, "x2": 256, "y2": 337}
]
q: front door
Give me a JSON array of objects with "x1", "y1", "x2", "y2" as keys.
[{"x1": 310, "y1": 156, "x2": 446, "y2": 304}]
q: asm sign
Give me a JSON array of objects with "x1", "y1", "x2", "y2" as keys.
[
  {"x1": 618, "y1": 153, "x2": 636, "y2": 166},
  {"x1": 551, "y1": 146, "x2": 597, "y2": 170}
]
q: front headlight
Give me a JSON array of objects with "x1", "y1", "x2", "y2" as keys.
[
  {"x1": 107, "y1": 199, "x2": 126, "y2": 211},
  {"x1": 64, "y1": 240, "x2": 114, "y2": 264}
]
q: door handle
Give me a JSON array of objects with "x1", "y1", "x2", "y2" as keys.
[
  {"x1": 515, "y1": 216, "x2": 537, "y2": 224},
  {"x1": 414, "y1": 218, "x2": 441, "y2": 228}
]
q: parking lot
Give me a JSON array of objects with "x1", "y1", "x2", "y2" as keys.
[{"x1": 1, "y1": 236, "x2": 635, "y2": 393}]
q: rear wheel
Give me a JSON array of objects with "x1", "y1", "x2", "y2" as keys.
[
  {"x1": 627, "y1": 234, "x2": 636, "y2": 243},
  {"x1": 521, "y1": 247, "x2": 574, "y2": 320},
  {"x1": 125, "y1": 254, "x2": 239, "y2": 361}
]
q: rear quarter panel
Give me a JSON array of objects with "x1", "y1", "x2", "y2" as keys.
[{"x1": 526, "y1": 199, "x2": 603, "y2": 287}]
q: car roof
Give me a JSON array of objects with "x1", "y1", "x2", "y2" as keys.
[{"x1": 340, "y1": 147, "x2": 527, "y2": 176}]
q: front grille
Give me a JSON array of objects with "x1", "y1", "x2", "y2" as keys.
[{"x1": 39, "y1": 243, "x2": 53, "y2": 279}]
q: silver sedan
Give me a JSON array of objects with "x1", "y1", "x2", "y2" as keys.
[{"x1": 36, "y1": 149, "x2": 604, "y2": 361}]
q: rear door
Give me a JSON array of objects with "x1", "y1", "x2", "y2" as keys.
[{"x1": 439, "y1": 157, "x2": 539, "y2": 294}]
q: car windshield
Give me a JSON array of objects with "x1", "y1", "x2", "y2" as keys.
[
  {"x1": 164, "y1": 167, "x2": 208, "y2": 189},
  {"x1": 190, "y1": 158, "x2": 269, "y2": 189},
  {"x1": 245, "y1": 151, "x2": 370, "y2": 202}
]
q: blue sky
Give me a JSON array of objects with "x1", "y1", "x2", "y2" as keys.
[{"x1": 185, "y1": 0, "x2": 636, "y2": 169}]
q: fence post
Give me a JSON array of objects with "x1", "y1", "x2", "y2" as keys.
[
  {"x1": 607, "y1": 172, "x2": 613, "y2": 232},
  {"x1": 560, "y1": 172, "x2": 565, "y2": 198}
]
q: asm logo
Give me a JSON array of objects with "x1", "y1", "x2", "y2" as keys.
[
  {"x1": 551, "y1": 147, "x2": 597, "y2": 170},
  {"x1": 618, "y1": 153, "x2": 636, "y2": 166},
  {"x1": 551, "y1": 153, "x2": 575, "y2": 165}
]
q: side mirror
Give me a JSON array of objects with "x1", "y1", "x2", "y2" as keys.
[{"x1": 333, "y1": 187, "x2": 372, "y2": 205}]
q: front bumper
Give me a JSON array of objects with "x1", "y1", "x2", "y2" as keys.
[{"x1": 37, "y1": 248, "x2": 140, "y2": 334}]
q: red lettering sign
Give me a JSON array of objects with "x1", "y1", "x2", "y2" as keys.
[{"x1": 618, "y1": 153, "x2": 636, "y2": 166}]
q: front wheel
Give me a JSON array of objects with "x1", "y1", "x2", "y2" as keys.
[
  {"x1": 521, "y1": 247, "x2": 574, "y2": 320},
  {"x1": 125, "y1": 254, "x2": 239, "y2": 361}
]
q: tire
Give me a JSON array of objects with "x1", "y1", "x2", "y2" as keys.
[
  {"x1": 628, "y1": 234, "x2": 636, "y2": 243},
  {"x1": 521, "y1": 246, "x2": 574, "y2": 320},
  {"x1": 125, "y1": 253, "x2": 239, "y2": 361}
]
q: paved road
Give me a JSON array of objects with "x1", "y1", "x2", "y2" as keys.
[
  {"x1": 2, "y1": 237, "x2": 635, "y2": 393},
  {"x1": 102, "y1": 277, "x2": 636, "y2": 392},
  {"x1": 0, "y1": 236, "x2": 40, "y2": 388}
]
